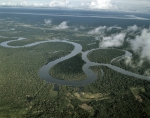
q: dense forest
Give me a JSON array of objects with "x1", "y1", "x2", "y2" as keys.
[
  {"x1": 0, "y1": 8, "x2": 150, "y2": 118},
  {"x1": 50, "y1": 54, "x2": 87, "y2": 81},
  {"x1": 88, "y1": 49, "x2": 125, "y2": 63}
]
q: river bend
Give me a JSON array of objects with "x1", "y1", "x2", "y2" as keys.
[{"x1": 0, "y1": 37, "x2": 150, "y2": 86}]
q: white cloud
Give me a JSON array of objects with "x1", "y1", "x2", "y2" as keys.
[
  {"x1": 88, "y1": 26, "x2": 123, "y2": 35},
  {"x1": 33, "y1": 2, "x2": 43, "y2": 7},
  {"x1": 125, "y1": 57, "x2": 144, "y2": 68},
  {"x1": 107, "y1": 26, "x2": 122, "y2": 31},
  {"x1": 0, "y1": 0, "x2": 150, "y2": 12},
  {"x1": 125, "y1": 57, "x2": 132, "y2": 65},
  {"x1": 127, "y1": 25, "x2": 138, "y2": 32},
  {"x1": 80, "y1": 26, "x2": 85, "y2": 30},
  {"x1": 80, "y1": 2, "x2": 85, "y2": 7},
  {"x1": 48, "y1": 0, "x2": 71, "y2": 8},
  {"x1": 20, "y1": 1, "x2": 28, "y2": 6},
  {"x1": 44, "y1": 19, "x2": 52, "y2": 24},
  {"x1": 129, "y1": 29, "x2": 150, "y2": 60},
  {"x1": 100, "y1": 33, "x2": 126, "y2": 48},
  {"x1": 88, "y1": 25, "x2": 150, "y2": 62},
  {"x1": 74, "y1": 28, "x2": 78, "y2": 31},
  {"x1": 87, "y1": 26, "x2": 107, "y2": 35},
  {"x1": 0, "y1": 2, "x2": 6, "y2": 5},
  {"x1": 54, "y1": 21, "x2": 69, "y2": 30},
  {"x1": 82, "y1": 0, "x2": 117, "y2": 10}
]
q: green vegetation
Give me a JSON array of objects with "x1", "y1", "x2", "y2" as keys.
[
  {"x1": 70, "y1": 36, "x2": 99, "y2": 51},
  {"x1": 0, "y1": 13, "x2": 150, "y2": 118},
  {"x1": 50, "y1": 53, "x2": 87, "y2": 81},
  {"x1": 83, "y1": 66, "x2": 150, "y2": 117},
  {"x1": 24, "y1": 66, "x2": 150, "y2": 118},
  {"x1": 8, "y1": 39, "x2": 42, "y2": 46},
  {"x1": 112, "y1": 54, "x2": 150, "y2": 76},
  {"x1": 88, "y1": 49, "x2": 125, "y2": 63},
  {"x1": 1, "y1": 40, "x2": 150, "y2": 117},
  {"x1": 0, "y1": 42, "x2": 73, "y2": 117},
  {"x1": 0, "y1": 38, "x2": 16, "y2": 43}
]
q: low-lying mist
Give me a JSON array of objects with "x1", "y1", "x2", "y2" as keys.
[{"x1": 87, "y1": 25, "x2": 150, "y2": 74}]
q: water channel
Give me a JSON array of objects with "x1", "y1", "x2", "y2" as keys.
[{"x1": 1, "y1": 37, "x2": 150, "y2": 86}]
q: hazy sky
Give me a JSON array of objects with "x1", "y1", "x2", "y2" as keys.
[{"x1": 0, "y1": 0, "x2": 150, "y2": 13}]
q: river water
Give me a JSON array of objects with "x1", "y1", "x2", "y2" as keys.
[{"x1": 1, "y1": 38, "x2": 150, "y2": 86}]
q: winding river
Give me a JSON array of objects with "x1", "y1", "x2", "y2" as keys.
[{"x1": 1, "y1": 37, "x2": 150, "y2": 86}]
